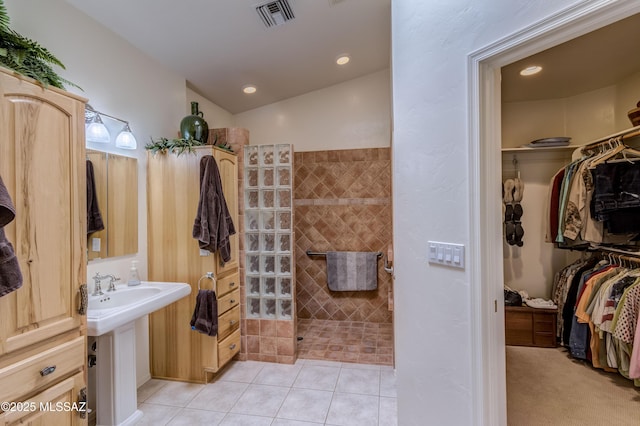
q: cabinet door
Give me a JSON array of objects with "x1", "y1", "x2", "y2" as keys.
[
  {"x1": 213, "y1": 149, "x2": 239, "y2": 276},
  {"x1": 0, "y1": 372, "x2": 86, "y2": 426},
  {"x1": 148, "y1": 148, "x2": 217, "y2": 382},
  {"x1": 0, "y1": 73, "x2": 86, "y2": 356}
]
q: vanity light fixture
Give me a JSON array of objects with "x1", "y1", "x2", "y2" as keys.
[
  {"x1": 114, "y1": 123, "x2": 137, "y2": 150},
  {"x1": 336, "y1": 54, "x2": 350, "y2": 65},
  {"x1": 520, "y1": 65, "x2": 542, "y2": 76},
  {"x1": 243, "y1": 85, "x2": 257, "y2": 94},
  {"x1": 85, "y1": 105, "x2": 110, "y2": 144},
  {"x1": 85, "y1": 104, "x2": 137, "y2": 149}
]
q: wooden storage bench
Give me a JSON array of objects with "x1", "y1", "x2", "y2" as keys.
[{"x1": 505, "y1": 305, "x2": 557, "y2": 348}]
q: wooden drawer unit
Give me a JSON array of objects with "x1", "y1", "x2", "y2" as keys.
[
  {"x1": 0, "y1": 336, "x2": 85, "y2": 404},
  {"x1": 216, "y1": 273, "x2": 239, "y2": 297},
  {"x1": 0, "y1": 372, "x2": 85, "y2": 426},
  {"x1": 218, "y1": 305, "x2": 240, "y2": 341},
  {"x1": 217, "y1": 288, "x2": 240, "y2": 315},
  {"x1": 218, "y1": 329, "x2": 241, "y2": 367},
  {"x1": 505, "y1": 306, "x2": 557, "y2": 348}
]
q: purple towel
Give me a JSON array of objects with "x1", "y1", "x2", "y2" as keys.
[
  {"x1": 0, "y1": 175, "x2": 23, "y2": 297},
  {"x1": 192, "y1": 155, "x2": 236, "y2": 262},
  {"x1": 190, "y1": 289, "x2": 218, "y2": 336},
  {"x1": 86, "y1": 159, "x2": 105, "y2": 234}
]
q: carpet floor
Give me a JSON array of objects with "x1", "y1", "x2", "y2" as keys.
[{"x1": 506, "y1": 345, "x2": 640, "y2": 425}]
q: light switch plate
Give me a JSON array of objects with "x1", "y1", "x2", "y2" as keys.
[
  {"x1": 427, "y1": 241, "x2": 465, "y2": 269},
  {"x1": 92, "y1": 237, "x2": 101, "y2": 252}
]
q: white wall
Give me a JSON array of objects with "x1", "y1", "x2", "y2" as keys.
[
  {"x1": 502, "y1": 81, "x2": 640, "y2": 148},
  {"x1": 6, "y1": 0, "x2": 187, "y2": 389},
  {"x1": 186, "y1": 87, "x2": 235, "y2": 130},
  {"x1": 391, "y1": 1, "x2": 578, "y2": 424},
  {"x1": 235, "y1": 69, "x2": 391, "y2": 150},
  {"x1": 615, "y1": 71, "x2": 640, "y2": 130}
]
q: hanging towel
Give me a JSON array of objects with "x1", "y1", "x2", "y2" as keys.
[
  {"x1": 326, "y1": 251, "x2": 378, "y2": 292},
  {"x1": 190, "y1": 289, "x2": 218, "y2": 336},
  {"x1": 192, "y1": 155, "x2": 236, "y2": 262},
  {"x1": 86, "y1": 159, "x2": 105, "y2": 234},
  {"x1": 0, "y1": 175, "x2": 23, "y2": 297}
]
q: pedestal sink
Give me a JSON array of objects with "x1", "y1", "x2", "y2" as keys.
[{"x1": 87, "y1": 281, "x2": 191, "y2": 426}]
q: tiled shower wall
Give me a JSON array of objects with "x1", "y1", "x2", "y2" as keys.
[{"x1": 294, "y1": 148, "x2": 392, "y2": 323}]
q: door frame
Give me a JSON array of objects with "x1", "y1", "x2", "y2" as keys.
[{"x1": 467, "y1": 1, "x2": 640, "y2": 424}]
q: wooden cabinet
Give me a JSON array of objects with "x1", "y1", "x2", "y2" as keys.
[
  {"x1": 147, "y1": 145, "x2": 240, "y2": 382},
  {"x1": 505, "y1": 306, "x2": 557, "y2": 348},
  {"x1": 0, "y1": 68, "x2": 87, "y2": 423}
]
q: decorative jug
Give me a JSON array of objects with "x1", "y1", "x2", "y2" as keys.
[{"x1": 180, "y1": 101, "x2": 209, "y2": 143}]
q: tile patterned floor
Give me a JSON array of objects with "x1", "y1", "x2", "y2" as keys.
[
  {"x1": 136, "y1": 359, "x2": 397, "y2": 426},
  {"x1": 296, "y1": 319, "x2": 394, "y2": 366}
]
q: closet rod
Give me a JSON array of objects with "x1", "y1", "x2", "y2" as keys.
[
  {"x1": 580, "y1": 126, "x2": 640, "y2": 152},
  {"x1": 592, "y1": 245, "x2": 640, "y2": 265}
]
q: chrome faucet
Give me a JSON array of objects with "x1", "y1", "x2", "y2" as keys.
[
  {"x1": 92, "y1": 273, "x2": 121, "y2": 296},
  {"x1": 105, "y1": 275, "x2": 120, "y2": 292}
]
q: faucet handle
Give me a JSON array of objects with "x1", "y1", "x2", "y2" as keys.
[
  {"x1": 107, "y1": 275, "x2": 120, "y2": 292},
  {"x1": 92, "y1": 279, "x2": 103, "y2": 296}
]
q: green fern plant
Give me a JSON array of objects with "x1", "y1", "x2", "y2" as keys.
[{"x1": 0, "y1": 0, "x2": 78, "y2": 89}]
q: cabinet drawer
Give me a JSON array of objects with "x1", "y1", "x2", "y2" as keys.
[
  {"x1": 534, "y1": 332, "x2": 556, "y2": 348},
  {"x1": 0, "y1": 372, "x2": 85, "y2": 425},
  {"x1": 216, "y1": 273, "x2": 239, "y2": 297},
  {"x1": 533, "y1": 319, "x2": 554, "y2": 333},
  {"x1": 218, "y1": 329, "x2": 241, "y2": 367},
  {"x1": 217, "y1": 305, "x2": 240, "y2": 341},
  {"x1": 0, "y1": 336, "x2": 84, "y2": 403},
  {"x1": 217, "y1": 288, "x2": 240, "y2": 315}
]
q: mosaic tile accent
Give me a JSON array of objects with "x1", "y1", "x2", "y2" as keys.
[{"x1": 294, "y1": 148, "x2": 392, "y2": 324}]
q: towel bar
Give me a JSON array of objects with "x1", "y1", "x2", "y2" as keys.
[{"x1": 306, "y1": 250, "x2": 383, "y2": 258}]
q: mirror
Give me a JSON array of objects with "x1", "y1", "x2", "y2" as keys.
[{"x1": 87, "y1": 149, "x2": 138, "y2": 260}]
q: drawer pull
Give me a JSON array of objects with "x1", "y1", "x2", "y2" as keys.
[
  {"x1": 229, "y1": 320, "x2": 236, "y2": 325},
  {"x1": 40, "y1": 366, "x2": 56, "y2": 377},
  {"x1": 78, "y1": 283, "x2": 88, "y2": 315},
  {"x1": 229, "y1": 282, "x2": 236, "y2": 287},
  {"x1": 230, "y1": 299, "x2": 236, "y2": 304},
  {"x1": 229, "y1": 343, "x2": 236, "y2": 350}
]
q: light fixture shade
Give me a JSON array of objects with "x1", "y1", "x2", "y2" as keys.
[
  {"x1": 86, "y1": 114, "x2": 110, "y2": 143},
  {"x1": 115, "y1": 123, "x2": 137, "y2": 149}
]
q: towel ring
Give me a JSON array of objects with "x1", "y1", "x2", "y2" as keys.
[{"x1": 197, "y1": 272, "x2": 216, "y2": 290}]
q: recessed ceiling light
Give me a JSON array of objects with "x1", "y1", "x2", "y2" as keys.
[
  {"x1": 336, "y1": 55, "x2": 350, "y2": 65},
  {"x1": 243, "y1": 85, "x2": 257, "y2": 94},
  {"x1": 520, "y1": 65, "x2": 542, "y2": 76}
]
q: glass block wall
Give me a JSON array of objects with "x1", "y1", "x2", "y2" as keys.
[{"x1": 245, "y1": 144, "x2": 294, "y2": 320}]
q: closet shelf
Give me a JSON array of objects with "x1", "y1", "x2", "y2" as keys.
[
  {"x1": 502, "y1": 125, "x2": 640, "y2": 154},
  {"x1": 501, "y1": 145, "x2": 579, "y2": 153}
]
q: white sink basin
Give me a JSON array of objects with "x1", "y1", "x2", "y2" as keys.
[{"x1": 87, "y1": 281, "x2": 191, "y2": 336}]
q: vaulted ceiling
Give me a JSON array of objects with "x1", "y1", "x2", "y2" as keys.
[{"x1": 65, "y1": 1, "x2": 639, "y2": 113}]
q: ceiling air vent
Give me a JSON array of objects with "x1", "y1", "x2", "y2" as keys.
[{"x1": 256, "y1": 0, "x2": 295, "y2": 28}]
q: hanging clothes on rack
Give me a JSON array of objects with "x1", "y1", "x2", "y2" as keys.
[
  {"x1": 552, "y1": 250, "x2": 640, "y2": 386},
  {"x1": 546, "y1": 136, "x2": 640, "y2": 247}
]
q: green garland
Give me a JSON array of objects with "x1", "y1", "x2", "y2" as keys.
[
  {"x1": 0, "y1": 0, "x2": 78, "y2": 90},
  {"x1": 145, "y1": 137, "x2": 205, "y2": 157}
]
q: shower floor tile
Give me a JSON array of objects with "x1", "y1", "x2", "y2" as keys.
[{"x1": 296, "y1": 319, "x2": 394, "y2": 366}]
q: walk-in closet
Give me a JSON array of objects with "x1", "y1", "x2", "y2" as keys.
[{"x1": 500, "y1": 12, "x2": 640, "y2": 425}]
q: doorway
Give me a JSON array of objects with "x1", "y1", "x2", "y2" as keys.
[{"x1": 469, "y1": 1, "x2": 640, "y2": 424}]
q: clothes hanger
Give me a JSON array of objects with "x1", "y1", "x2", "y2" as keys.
[{"x1": 589, "y1": 137, "x2": 627, "y2": 167}]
